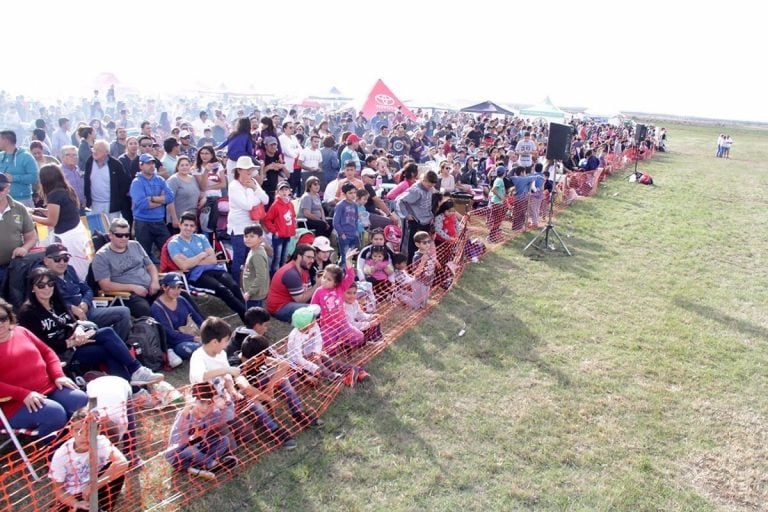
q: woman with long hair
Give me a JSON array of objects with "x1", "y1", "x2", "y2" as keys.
[
  {"x1": 193, "y1": 145, "x2": 225, "y2": 236},
  {"x1": 257, "y1": 116, "x2": 282, "y2": 160},
  {"x1": 217, "y1": 117, "x2": 254, "y2": 183},
  {"x1": 30, "y1": 164, "x2": 90, "y2": 279},
  {"x1": 18, "y1": 268, "x2": 163, "y2": 387}
]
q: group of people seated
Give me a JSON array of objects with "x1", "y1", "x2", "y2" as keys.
[{"x1": 0, "y1": 94, "x2": 657, "y2": 509}]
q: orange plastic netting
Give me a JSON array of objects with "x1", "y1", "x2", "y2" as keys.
[{"x1": 0, "y1": 150, "x2": 643, "y2": 512}]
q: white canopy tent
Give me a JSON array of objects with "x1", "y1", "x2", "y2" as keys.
[{"x1": 519, "y1": 96, "x2": 566, "y2": 123}]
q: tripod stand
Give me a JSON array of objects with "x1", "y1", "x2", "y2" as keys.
[{"x1": 523, "y1": 161, "x2": 572, "y2": 256}]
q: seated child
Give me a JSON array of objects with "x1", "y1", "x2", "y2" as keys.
[
  {"x1": 50, "y1": 407, "x2": 130, "y2": 512},
  {"x1": 343, "y1": 282, "x2": 383, "y2": 343},
  {"x1": 188, "y1": 317, "x2": 297, "y2": 450},
  {"x1": 286, "y1": 305, "x2": 371, "y2": 387},
  {"x1": 166, "y1": 381, "x2": 238, "y2": 480},
  {"x1": 238, "y1": 307, "x2": 324, "y2": 428},
  {"x1": 363, "y1": 245, "x2": 394, "y2": 286},
  {"x1": 390, "y1": 252, "x2": 420, "y2": 308},
  {"x1": 311, "y1": 248, "x2": 365, "y2": 354}
]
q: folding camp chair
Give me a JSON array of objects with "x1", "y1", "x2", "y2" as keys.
[{"x1": 0, "y1": 397, "x2": 41, "y2": 481}]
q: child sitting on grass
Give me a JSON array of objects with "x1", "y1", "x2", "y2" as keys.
[
  {"x1": 166, "y1": 381, "x2": 237, "y2": 481},
  {"x1": 286, "y1": 305, "x2": 371, "y2": 387},
  {"x1": 343, "y1": 282, "x2": 383, "y2": 343},
  {"x1": 188, "y1": 317, "x2": 297, "y2": 450},
  {"x1": 311, "y1": 248, "x2": 365, "y2": 354},
  {"x1": 238, "y1": 307, "x2": 324, "y2": 428}
]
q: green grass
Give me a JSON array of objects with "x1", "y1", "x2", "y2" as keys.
[{"x1": 183, "y1": 123, "x2": 768, "y2": 511}]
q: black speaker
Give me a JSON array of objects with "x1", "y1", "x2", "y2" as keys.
[
  {"x1": 635, "y1": 124, "x2": 647, "y2": 143},
  {"x1": 546, "y1": 122, "x2": 572, "y2": 160}
]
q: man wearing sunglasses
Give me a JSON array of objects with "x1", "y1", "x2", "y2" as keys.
[
  {"x1": 0, "y1": 173, "x2": 37, "y2": 285},
  {"x1": 40, "y1": 243, "x2": 132, "y2": 340}
]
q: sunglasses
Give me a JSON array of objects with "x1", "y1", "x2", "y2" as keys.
[
  {"x1": 35, "y1": 281, "x2": 55, "y2": 289},
  {"x1": 140, "y1": 144, "x2": 152, "y2": 148},
  {"x1": 111, "y1": 232, "x2": 130, "y2": 238},
  {"x1": 0, "y1": 314, "x2": 9, "y2": 323},
  {"x1": 52, "y1": 255, "x2": 70, "y2": 263}
]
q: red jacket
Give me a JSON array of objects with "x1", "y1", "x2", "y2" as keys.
[
  {"x1": 0, "y1": 326, "x2": 66, "y2": 418},
  {"x1": 263, "y1": 198, "x2": 297, "y2": 238}
]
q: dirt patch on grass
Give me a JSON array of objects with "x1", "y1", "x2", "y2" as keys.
[{"x1": 684, "y1": 403, "x2": 768, "y2": 511}]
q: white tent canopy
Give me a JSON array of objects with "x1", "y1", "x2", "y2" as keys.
[{"x1": 519, "y1": 96, "x2": 566, "y2": 123}]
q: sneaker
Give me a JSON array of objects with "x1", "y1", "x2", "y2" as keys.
[
  {"x1": 356, "y1": 369, "x2": 372, "y2": 384},
  {"x1": 187, "y1": 467, "x2": 216, "y2": 480},
  {"x1": 130, "y1": 366, "x2": 164, "y2": 387},
  {"x1": 282, "y1": 438, "x2": 297, "y2": 450},
  {"x1": 310, "y1": 417, "x2": 325, "y2": 428},
  {"x1": 166, "y1": 349, "x2": 183, "y2": 369},
  {"x1": 132, "y1": 389, "x2": 158, "y2": 410},
  {"x1": 327, "y1": 372, "x2": 343, "y2": 382},
  {"x1": 343, "y1": 369, "x2": 358, "y2": 388},
  {"x1": 150, "y1": 381, "x2": 183, "y2": 407}
]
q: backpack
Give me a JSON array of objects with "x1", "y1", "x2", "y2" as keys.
[{"x1": 126, "y1": 317, "x2": 166, "y2": 371}]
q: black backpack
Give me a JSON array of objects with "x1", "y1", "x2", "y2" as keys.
[{"x1": 126, "y1": 317, "x2": 167, "y2": 371}]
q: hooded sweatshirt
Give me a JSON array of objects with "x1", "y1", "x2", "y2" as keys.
[{"x1": 0, "y1": 147, "x2": 39, "y2": 201}]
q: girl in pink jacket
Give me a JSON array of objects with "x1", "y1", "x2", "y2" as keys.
[{"x1": 310, "y1": 248, "x2": 364, "y2": 355}]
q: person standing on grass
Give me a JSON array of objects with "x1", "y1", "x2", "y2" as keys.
[
  {"x1": 262, "y1": 181, "x2": 297, "y2": 276},
  {"x1": 242, "y1": 224, "x2": 271, "y2": 309}
]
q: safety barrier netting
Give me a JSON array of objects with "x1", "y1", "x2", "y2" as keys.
[{"x1": 0, "y1": 150, "x2": 644, "y2": 512}]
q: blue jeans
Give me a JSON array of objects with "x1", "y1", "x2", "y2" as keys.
[
  {"x1": 134, "y1": 220, "x2": 170, "y2": 262},
  {"x1": 171, "y1": 341, "x2": 201, "y2": 359},
  {"x1": 230, "y1": 234, "x2": 246, "y2": 286},
  {"x1": 338, "y1": 236, "x2": 359, "y2": 267},
  {"x1": 273, "y1": 301, "x2": 307, "y2": 323},
  {"x1": 89, "y1": 305, "x2": 132, "y2": 340},
  {"x1": 165, "y1": 429, "x2": 231, "y2": 471},
  {"x1": 270, "y1": 237, "x2": 291, "y2": 275},
  {"x1": 9, "y1": 388, "x2": 88, "y2": 438},
  {"x1": 73, "y1": 327, "x2": 141, "y2": 381}
]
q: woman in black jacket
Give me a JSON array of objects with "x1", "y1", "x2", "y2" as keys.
[{"x1": 17, "y1": 268, "x2": 163, "y2": 387}]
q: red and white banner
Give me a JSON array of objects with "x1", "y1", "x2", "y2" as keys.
[{"x1": 360, "y1": 79, "x2": 417, "y2": 121}]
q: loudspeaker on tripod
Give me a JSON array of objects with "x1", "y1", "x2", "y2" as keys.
[
  {"x1": 635, "y1": 124, "x2": 647, "y2": 143},
  {"x1": 546, "y1": 122, "x2": 573, "y2": 160}
]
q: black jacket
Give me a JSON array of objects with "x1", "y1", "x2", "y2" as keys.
[
  {"x1": 84, "y1": 156, "x2": 132, "y2": 219},
  {"x1": 17, "y1": 299, "x2": 74, "y2": 356}
]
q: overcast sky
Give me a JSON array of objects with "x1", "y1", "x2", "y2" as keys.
[{"x1": 5, "y1": 0, "x2": 764, "y2": 122}]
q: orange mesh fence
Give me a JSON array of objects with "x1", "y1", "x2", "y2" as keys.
[{"x1": 0, "y1": 153, "x2": 644, "y2": 512}]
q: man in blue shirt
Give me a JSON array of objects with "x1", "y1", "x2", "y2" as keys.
[
  {"x1": 167, "y1": 212, "x2": 246, "y2": 321},
  {"x1": 130, "y1": 153, "x2": 174, "y2": 261},
  {"x1": 0, "y1": 130, "x2": 39, "y2": 206}
]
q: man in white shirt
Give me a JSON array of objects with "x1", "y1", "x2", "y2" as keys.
[
  {"x1": 278, "y1": 121, "x2": 302, "y2": 196},
  {"x1": 515, "y1": 131, "x2": 538, "y2": 171},
  {"x1": 298, "y1": 134, "x2": 323, "y2": 185}
]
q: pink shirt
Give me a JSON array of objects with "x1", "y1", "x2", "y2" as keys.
[{"x1": 310, "y1": 269, "x2": 356, "y2": 339}]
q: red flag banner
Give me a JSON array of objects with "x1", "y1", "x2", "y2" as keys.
[{"x1": 360, "y1": 79, "x2": 417, "y2": 121}]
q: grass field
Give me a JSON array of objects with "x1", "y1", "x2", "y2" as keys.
[{"x1": 184, "y1": 123, "x2": 768, "y2": 511}]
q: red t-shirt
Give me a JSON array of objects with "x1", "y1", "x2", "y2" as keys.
[
  {"x1": 0, "y1": 326, "x2": 65, "y2": 418},
  {"x1": 266, "y1": 262, "x2": 310, "y2": 315}
]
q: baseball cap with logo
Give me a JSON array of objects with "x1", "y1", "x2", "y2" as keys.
[{"x1": 139, "y1": 153, "x2": 155, "y2": 164}]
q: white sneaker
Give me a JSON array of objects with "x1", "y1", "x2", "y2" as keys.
[
  {"x1": 166, "y1": 349, "x2": 183, "y2": 368},
  {"x1": 130, "y1": 366, "x2": 164, "y2": 387},
  {"x1": 150, "y1": 381, "x2": 183, "y2": 407}
]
